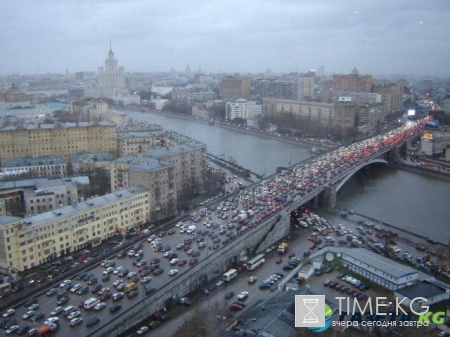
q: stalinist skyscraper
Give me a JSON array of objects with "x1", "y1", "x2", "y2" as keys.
[{"x1": 85, "y1": 42, "x2": 140, "y2": 105}]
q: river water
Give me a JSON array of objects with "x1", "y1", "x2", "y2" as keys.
[{"x1": 120, "y1": 110, "x2": 450, "y2": 242}]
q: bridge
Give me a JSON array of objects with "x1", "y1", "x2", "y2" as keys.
[{"x1": 90, "y1": 119, "x2": 427, "y2": 336}]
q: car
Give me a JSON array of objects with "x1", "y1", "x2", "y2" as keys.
[
  {"x1": 5, "y1": 325, "x2": 19, "y2": 335},
  {"x1": 92, "y1": 284, "x2": 103, "y2": 294},
  {"x1": 44, "y1": 317, "x2": 60, "y2": 324},
  {"x1": 69, "y1": 317, "x2": 83, "y2": 326},
  {"x1": 259, "y1": 282, "x2": 271, "y2": 290},
  {"x1": 50, "y1": 306, "x2": 63, "y2": 316},
  {"x1": 149, "y1": 320, "x2": 161, "y2": 329},
  {"x1": 225, "y1": 291, "x2": 235, "y2": 299},
  {"x1": 70, "y1": 284, "x2": 82, "y2": 293},
  {"x1": 16, "y1": 326, "x2": 31, "y2": 335},
  {"x1": 56, "y1": 296, "x2": 69, "y2": 306},
  {"x1": 190, "y1": 258, "x2": 199, "y2": 265},
  {"x1": 153, "y1": 268, "x2": 164, "y2": 275},
  {"x1": 179, "y1": 297, "x2": 193, "y2": 306},
  {"x1": 22, "y1": 310, "x2": 35, "y2": 320},
  {"x1": 27, "y1": 303, "x2": 39, "y2": 311},
  {"x1": 116, "y1": 283, "x2": 126, "y2": 291},
  {"x1": 141, "y1": 276, "x2": 152, "y2": 284},
  {"x1": 46, "y1": 288, "x2": 57, "y2": 296},
  {"x1": 109, "y1": 304, "x2": 122, "y2": 313},
  {"x1": 67, "y1": 310, "x2": 81, "y2": 320},
  {"x1": 128, "y1": 290, "x2": 139, "y2": 299},
  {"x1": 170, "y1": 258, "x2": 179, "y2": 265},
  {"x1": 229, "y1": 304, "x2": 243, "y2": 311},
  {"x1": 144, "y1": 286, "x2": 157, "y2": 295},
  {"x1": 59, "y1": 279, "x2": 72, "y2": 288},
  {"x1": 169, "y1": 269, "x2": 179, "y2": 276},
  {"x1": 237, "y1": 291, "x2": 249, "y2": 300},
  {"x1": 94, "y1": 302, "x2": 106, "y2": 311},
  {"x1": 177, "y1": 259, "x2": 187, "y2": 266},
  {"x1": 112, "y1": 292, "x2": 124, "y2": 301},
  {"x1": 87, "y1": 316, "x2": 100, "y2": 327},
  {"x1": 30, "y1": 312, "x2": 45, "y2": 322},
  {"x1": 2, "y1": 309, "x2": 15, "y2": 318},
  {"x1": 137, "y1": 326, "x2": 149, "y2": 335},
  {"x1": 127, "y1": 271, "x2": 138, "y2": 279},
  {"x1": 248, "y1": 276, "x2": 258, "y2": 284}
]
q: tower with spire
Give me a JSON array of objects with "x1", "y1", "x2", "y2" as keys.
[{"x1": 84, "y1": 42, "x2": 139, "y2": 105}]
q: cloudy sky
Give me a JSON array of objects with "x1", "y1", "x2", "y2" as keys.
[{"x1": 1, "y1": 0, "x2": 449, "y2": 76}]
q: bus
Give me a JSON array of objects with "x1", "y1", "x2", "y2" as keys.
[
  {"x1": 223, "y1": 269, "x2": 238, "y2": 282},
  {"x1": 0, "y1": 282, "x2": 11, "y2": 293},
  {"x1": 246, "y1": 254, "x2": 265, "y2": 271}
]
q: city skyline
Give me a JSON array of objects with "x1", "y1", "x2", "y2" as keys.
[{"x1": 0, "y1": 0, "x2": 449, "y2": 76}]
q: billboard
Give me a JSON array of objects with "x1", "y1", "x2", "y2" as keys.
[
  {"x1": 407, "y1": 109, "x2": 416, "y2": 116},
  {"x1": 338, "y1": 97, "x2": 352, "y2": 102}
]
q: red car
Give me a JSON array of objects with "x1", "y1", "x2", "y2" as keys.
[
  {"x1": 168, "y1": 229, "x2": 175, "y2": 235},
  {"x1": 189, "y1": 258, "x2": 199, "y2": 266},
  {"x1": 178, "y1": 259, "x2": 187, "y2": 266},
  {"x1": 310, "y1": 244, "x2": 316, "y2": 250},
  {"x1": 307, "y1": 237, "x2": 315, "y2": 242}
]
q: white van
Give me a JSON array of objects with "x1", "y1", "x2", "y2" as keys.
[
  {"x1": 84, "y1": 298, "x2": 100, "y2": 310},
  {"x1": 62, "y1": 305, "x2": 76, "y2": 316}
]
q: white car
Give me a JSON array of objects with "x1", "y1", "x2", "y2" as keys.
[
  {"x1": 170, "y1": 258, "x2": 179, "y2": 265},
  {"x1": 237, "y1": 291, "x2": 249, "y2": 300},
  {"x1": 93, "y1": 302, "x2": 106, "y2": 311},
  {"x1": 141, "y1": 277, "x2": 152, "y2": 284},
  {"x1": 45, "y1": 317, "x2": 60, "y2": 324},
  {"x1": 137, "y1": 326, "x2": 149, "y2": 335},
  {"x1": 163, "y1": 251, "x2": 173, "y2": 258},
  {"x1": 5, "y1": 325, "x2": 19, "y2": 335},
  {"x1": 127, "y1": 250, "x2": 136, "y2": 257},
  {"x1": 50, "y1": 307, "x2": 63, "y2": 316},
  {"x1": 103, "y1": 267, "x2": 114, "y2": 275},
  {"x1": 59, "y1": 279, "x2": 71, "y2": 288},
  {"x1": 22, "y1": 310, "x2": 35, "y2": 319},
  {"x1": 2, "y1": 308, "x2": 15, "y2": 317},
  {"x1": 67, "y1": 310, "x2": 81, "y2": 320},
  {"x1": 127, "y1": 272, "x2": 138, "y2": 279},
  {"x1": 169, "y1": 269, "x2": 179, "y2": 276}
]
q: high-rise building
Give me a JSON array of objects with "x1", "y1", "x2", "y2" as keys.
[
  {"x1": 372, "y1": 84, "x2": 403, "y2": 115},
  {"x1": 85, "y1": 43, "x2": 140, "y2": 105},
  {"x1": 220, "y1": 76, "x2": 251, "y2": 100},
  {"x1": 324, "y1": 69, "x2": 373, "y2": 93}
]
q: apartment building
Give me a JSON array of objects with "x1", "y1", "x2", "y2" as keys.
[
  {"x1": 372, "y1": 84, "x2": 403, "y2": 115},
  {"x1": 0, "y1": 186, "x2": 151, "y2": 272},
  {"x1": 1, "y1": 157, "x2": 66, "y2": 179},
  {"x1": 71, "y1": 153, "x2": 116, "y2": 174},
  {"x1": 172, "y1": 88, "x2": 216, "y2": 105},
  {"x1": 118, "y1": 132, "x2": 177, "y2": 157},
  {"x1": 263, "y1": 98, "x2": 358, "y2": 131},
  {"x1": 111, "y1": 155, "x2": 176, "y2": 222},
  {"x1": 0, "y1": 122, "x2": 117, "y2": 165},
  {"x1": 220, "y1": 76, "x2": 251, "y2": 100},
  {"x1": 226, "y1": 99, "x2": 263, "y2": 121},
  {"x1": 71, "y1": 98, "x2": 108, "y2": 121},
  {"x1": 0, "y1": 176, "x2": 89, "y2": 216},
  {"x1": 324, "y1": 70, "x2": 373, "y2": 92}
]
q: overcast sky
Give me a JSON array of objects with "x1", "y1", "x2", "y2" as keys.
[{"x1": 1, "y1": 0, "x2": 449, "y2": 77}]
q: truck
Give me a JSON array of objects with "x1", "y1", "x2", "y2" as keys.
[
  {"x1": 125, "y1": 282, "x2": 137, "y2": 293},
  {"x1": 186, "y1": 225, "x2": 197, "y2": 234},
  {"x1": 246, "y1": 210, "x2": 255, "y2": 218},
  {"x1": 278, "y1": 242, "x2": 288, "y2": 254},
  {"x1": 36, "y1": 323, "x2": 58, "y2": 336},
  {"x1": 235, "y1": 213, "x2": 247, "y2": 223}
]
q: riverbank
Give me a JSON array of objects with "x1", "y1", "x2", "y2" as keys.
[
  {"x1": 394, "y1": 162, "x2": 450, "y2": 182},
  {"x1": 112, "y1": 107, "x2": 335, "y2": 151}
]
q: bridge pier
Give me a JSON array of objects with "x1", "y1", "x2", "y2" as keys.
[
  {"x1": 389, "y1": 146, "x2": 400, "y2": 162},
  {"x1": 322, "y1": 184, "x2": 337, "y2": 209},
  {"x1": 312, "y1": 195, "x2": 319, "y2": 209}
]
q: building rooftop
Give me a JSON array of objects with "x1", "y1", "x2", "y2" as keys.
[
  {"x1": 0, "y1": 186, "x2": 149, "y2": 228},
  {"x1": 0, "y1": 177, "x2": 89, "y2": 192},
  {"x1": 0, "y1": 121, "x2": 115, "y2": 131},
  {"x1": 146, "y1": 142, "x2": 206, "y2": 158},
  {"x1": 0, "y1": 215, "x2": 22, "y2": 226},
  {"x1": 115, "y1": 154, "x2": 174, "y2": 173},
  {"x1": 3, "y1": 157, "x2": 65, "y2": 168},
  {"x1": 396, "y1": 282, "x2": 445, "y2": 299},
  {"x1": 118, "y1": 131, "x2": 163, "y2": 139},
  {"x1": 71, "y1": 153, "x2": 116, "y2": 164},
  {"x1": 342, "y1": 248, "x2": 418, "y2": 279}
]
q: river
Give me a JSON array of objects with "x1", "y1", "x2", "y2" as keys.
[{"x1": 119, "y1": 110, "x2": 450, "y2": 242}]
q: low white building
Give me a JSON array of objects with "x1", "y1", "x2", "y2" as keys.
[
  {"x1": 1, "y1": 157, "x2": 66, "y2": 178},
  {"x1": 341, "y1": 249, "x2": 418, "y2": 290},
  {"x1": 394, "y1": 280, "x2": 450, "y2": 312},
  {"x1": 226, "y1": 99, "x2": 262, "y2": 121}
]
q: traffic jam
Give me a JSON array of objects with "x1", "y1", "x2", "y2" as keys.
[{"x1": 0, "y1": 118, "x2": 429, "y2": 336}]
